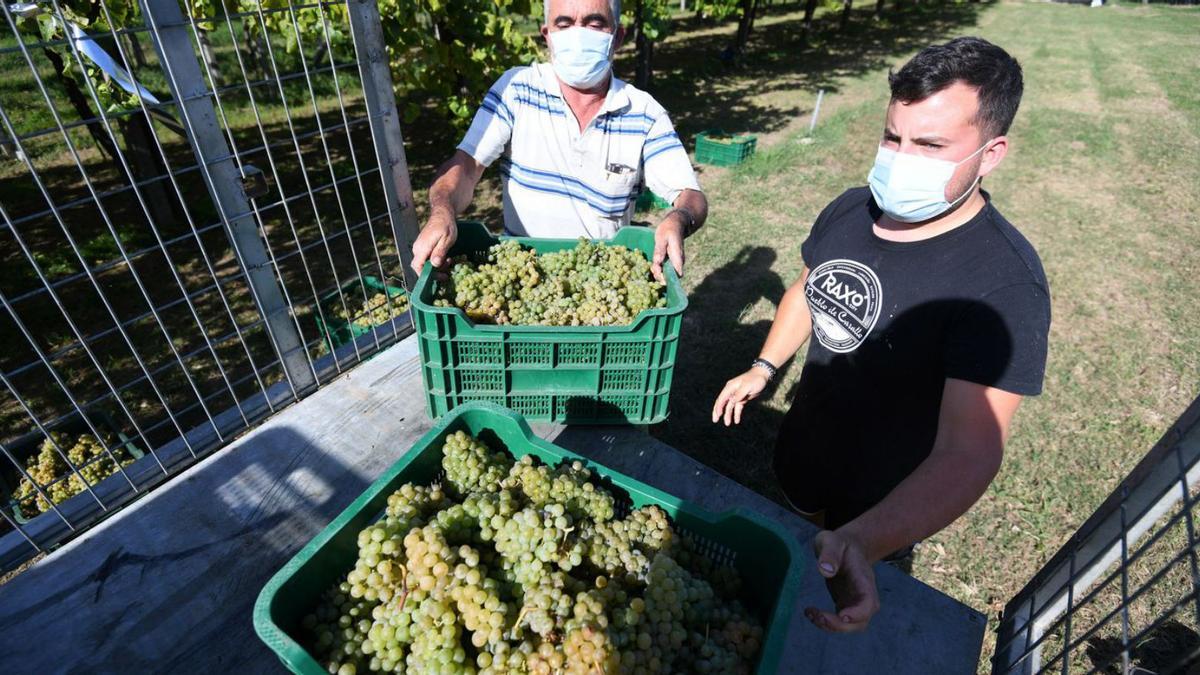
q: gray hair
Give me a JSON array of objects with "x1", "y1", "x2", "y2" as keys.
[{"x1": 544, "y1": 1, "x2": 622, "y2": 26}]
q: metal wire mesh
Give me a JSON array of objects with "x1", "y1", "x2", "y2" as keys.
[
  {"x1": 993, "y1": 397, "x2": 1200, "y2": 675},
  {"x1": 0, "y1": 0, "x2": 419, "y2": 573}
]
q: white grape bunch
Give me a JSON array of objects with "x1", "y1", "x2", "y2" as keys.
[
  {"x1": 432, "y1": 239, "x2": 668, "y2": 327},
  {"x1": 300, "y1": 431, "x2": 765, "y2": 675}
]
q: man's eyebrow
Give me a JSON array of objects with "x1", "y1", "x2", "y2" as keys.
[
  {"x1": 583, "y1": 12, "x2": 609, "y2": 24},
  {"x1": 552, "y1": 14, "x2": 573, "y2": 22},
  {"x1": 912, "y1": 134, "x2": 952, "y2": 144}
]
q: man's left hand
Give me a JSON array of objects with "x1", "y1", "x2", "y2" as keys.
[
  {"x1": 805, "y1": 529, "x2": 880, "y2": 633},
  {"x1": 652, "y1": 214, "x2": 685, "y2": 282}
]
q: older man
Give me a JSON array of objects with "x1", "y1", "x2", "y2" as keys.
[{"x1": 410, "y1": 0, "x2": 707, "y2": 281}]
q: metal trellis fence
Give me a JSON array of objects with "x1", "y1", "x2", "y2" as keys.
[
  {"x1": 993, "y1": 396, "x2": 1200, "y2": 675},
  {"x1": 0, "y1": 0, "x2": 420, "y2": 574}
]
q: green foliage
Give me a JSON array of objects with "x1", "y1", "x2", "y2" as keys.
[
  {"x1": 624, "y1": 0, "x2": 674, "y2": 41},
  {"x1": 693, "y1": 0, "x2": 743, "y2": 20},
  {"x1": 13, "y1": 0, "x2": 146, "y2": 114},
  {"x1": 378, "y1": 1, "x2": 542, "y2": 125},
  {"x1": 268, "y1": 0, "x2": 542, "y2": 126}
]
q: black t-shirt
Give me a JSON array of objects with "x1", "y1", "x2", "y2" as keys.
[{"x1": 774, "y1": 187, "x2": 1051, "y2": 528}]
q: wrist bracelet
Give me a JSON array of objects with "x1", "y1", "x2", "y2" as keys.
[{"x1": 751, "y1": 358, "x2": 778, "y2": 381}]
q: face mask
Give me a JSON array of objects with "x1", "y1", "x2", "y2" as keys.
[
  {"x1": 867, "y1": 141, "x2": 990, "y2": 223},
  {"x1": 548, "y1": 27, "x2": 614, "y2": 90}
]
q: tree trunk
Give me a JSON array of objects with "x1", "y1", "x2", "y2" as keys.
[
  {"x1": 119, "y1": 111, "x2": 181, "y2": 230},
  {"x1": 309, "y1": 40, "x2": 329, "y2": 70},
  {"x1": 126, "y1": 32, "x2": 148, "y2": 69},
  {"x1": 42, "y1": 47, "x2": 122, "y2": 165},
  {"x1": 875, "y1": 0, "x2": 886, "y2": 17},
  {"x1": 197, "y1": 29, "x2": 221, "y2": 87},
  {"x1": 730, "y1": 0, "x2": 755, "y2": 55},
  {"x1": 840, "y1": 0, "x2": 853, "y2": 30},
  {"x1": 243, "y1": 19, "x2": 268, "y2": 83},
  {"x1": 634, "y1": 0, "x2": 651, "y2": 88},
  {"x1": 802, "y1": 0, "x2": 819, "y2": 45}
]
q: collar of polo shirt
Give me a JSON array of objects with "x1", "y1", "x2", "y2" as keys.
[{"x1": 536, "y1": 63, "x2": 632, "y2": 119}]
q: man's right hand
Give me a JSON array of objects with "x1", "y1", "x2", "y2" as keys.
[
  {"x1": 411, "y1": 211, "x2": 457, "y2": 274},
  {"x1": 711, "y1": 368, "x2": 770, "y2": 426}
]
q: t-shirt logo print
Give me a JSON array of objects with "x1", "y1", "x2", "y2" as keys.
[{"x1": 805, "y1": 259, "x2": 883, "y2": 353}]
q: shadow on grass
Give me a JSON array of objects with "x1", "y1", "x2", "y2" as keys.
[
  {"x1": 1085, "y1": 619, "x2": 1200, "y2": 674},
  {"x1": 653, "y1": 246, "x2": 791, "y2": 501},
  {"x1": 631, "y1": 3, "x2": 990, "y2": 142}
]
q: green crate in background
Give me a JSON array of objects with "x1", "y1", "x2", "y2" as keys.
[
  {"x1": 695, "y1": 130, "x2": 757, "y2": 167},
  {"x1": 315, "y1": 276, "x2": 409, "y2": 353},
  {"x1": 253, "y1": 402, "x2": 803, "y2": 675},
  {"x1": 0, "y1": 411, "x2": 145, "y2": 525},
  {"x1": 410, "y1": 221, "x2": 687, "y2": 425},
  {"x1": 635, "y1": 189, "x2": 672, "y2": 212}
]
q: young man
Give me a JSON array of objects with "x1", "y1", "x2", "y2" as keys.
[
  {"x1": 712, "y1": 37, "x2": 1051, "y2": 632},
  {"x1": 410, "y1": 0, "x2": 707, "y2": 282}
]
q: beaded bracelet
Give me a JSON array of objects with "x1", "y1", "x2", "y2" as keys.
[{"x1": 751, "y1": 358, "x2": 778, "y2": 381}]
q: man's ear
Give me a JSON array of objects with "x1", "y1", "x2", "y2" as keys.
[
  {"x1": 614, "y1": 25, "x2": 627, "y2": 49},
  {"x1": 978, "y1": 135, "x2": 1008, "y2": 179},
  {"x1": 540, "y1": 24, "x2": 550, "y2": 43}
]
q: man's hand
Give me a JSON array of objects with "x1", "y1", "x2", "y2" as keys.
[
  {"x1": 651, "y1": 214, "x2": 685, "y2": 282},
  {"x1": 411, "y1": 209, "x2": 457, "y2": 274},
  {"x1": 805, "y1": 530, "x2": 879, "y2": 633},
  {"x1": 711, "y1": 368, "x2": 770, "y2": 426}
]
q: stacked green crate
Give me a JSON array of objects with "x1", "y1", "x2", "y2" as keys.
[
  {"x1": 695, "y1": 131, "x2": 757, "y2": 166},
  {"x1": 315, "y1": 276, "x2": 409, "y2": 353},
  {"x1": 635, "y1": 189, "x2": 672, "y2": 211},
  {"x1": 410, "y1": 222, "x2": 687, "y2": 425}
]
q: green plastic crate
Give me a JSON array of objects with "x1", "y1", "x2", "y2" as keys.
[
  {"x1": 634, "y1": 189, "x2": 672, "y2": 212},
  {"x1": 410, "y1": 221, "x2": 687, "y2": 424},
  {"x1": 254, "y1": 402, "x2": 803, "y2": 675},
  {"x1": 0, "y1": 411, "x2": 144, "y2": 525},
  {"x1": 315, "y1": 276, "x2": 409, "y2": 353},
  {"x1": 695, "y1": 131, "x2": 758, "y2": 167}
]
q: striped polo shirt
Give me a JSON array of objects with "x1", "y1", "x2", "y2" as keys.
[{"x1": 457, "y1": 63, "x2": 702, "y2": 239}]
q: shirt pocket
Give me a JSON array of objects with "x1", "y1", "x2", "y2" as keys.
[{"x1": 590, "y1": 167, "x2": 639, "y2": 238}]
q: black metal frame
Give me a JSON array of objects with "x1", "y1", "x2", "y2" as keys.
[{"x1": 993, "y1": 395, "x2": 1200, "y2": 674}]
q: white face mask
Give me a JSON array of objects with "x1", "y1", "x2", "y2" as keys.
[
  {"x1": 548, "y1": 26, "x2": 615, "y2": 90},
  {"x1": 867, "y1": 141, "x2": 991, "y2": 223}
]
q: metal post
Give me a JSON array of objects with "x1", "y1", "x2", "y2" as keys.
[
  {"x1": 346, "y1": 0, "x2": 421, "y2": 290},
  {"x1": 139, "y1": 0, "x2": 316, "y2": 394}
]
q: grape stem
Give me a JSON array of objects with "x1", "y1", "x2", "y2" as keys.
[
  {"x1": 397, "y1": 564, "x2": 411, "y2": 613},
  {"x1": 557, "y1": 526, "x2": 576, "y2": 554},
  {"x1": 510, "y1": 604, "x2": 531, "y2": 640}
]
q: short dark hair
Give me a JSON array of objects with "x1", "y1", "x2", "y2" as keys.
[{"x1": 888, "y1": 37, "x2": 1024, "y2": 138}]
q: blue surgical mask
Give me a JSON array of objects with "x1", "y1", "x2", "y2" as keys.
[
  {"x1": 868, "y1": 142, "x2": 990, "y2": 223},
  {"x1": 548, "y1": 27, "x2": 615, "y2": 90}
]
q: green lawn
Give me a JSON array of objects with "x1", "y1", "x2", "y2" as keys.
[{"x1": 583, "y1": 1, "x2": 1200, "y2": 670}]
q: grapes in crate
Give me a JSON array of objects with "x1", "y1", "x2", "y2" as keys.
[
  {"x1": 302, "y1": 431, "x2": 764, "y2": 674},
  {"x1": 432, "y1": 239, "x2": 667, "y2": 327},
  {"x1": 13, "y1": 432, "x2": 134, "y2": 517},
  {"x1": 336, "y1": 292, "x2": 410, "y2": 330}
]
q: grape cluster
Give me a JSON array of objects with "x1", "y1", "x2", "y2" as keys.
[
  {"x1": 432, "y1": 239, "x2": 667, "y2": 327},
  {"x1": 14, "y1": 432, "x2": 135, "y2": 517},
  {"x1": 302, "y1": 431, "x2": 764, "y2": 674},
  {"x1": 336, "y1": 291, "x2": 410, "y2": 330}
]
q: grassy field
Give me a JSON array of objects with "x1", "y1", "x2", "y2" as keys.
[{"x1": 567, "y1": 1, "x2": 1200, "y2": 671}]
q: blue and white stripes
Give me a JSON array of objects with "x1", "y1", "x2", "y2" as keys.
[
  {"x1": 498, "y1": 158, "x2": 633, "y2": 217},
  {"x1": 457, "y1": 63, "x2": 701, "y2": 239},
  {"x1": 643, "y1": 131, "x2": 684, "y2": 163}
]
